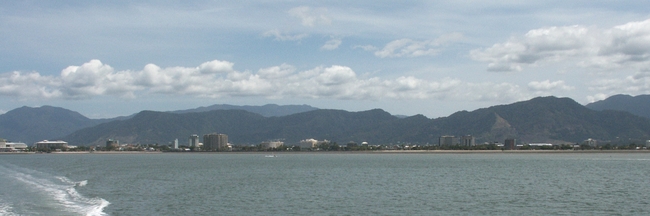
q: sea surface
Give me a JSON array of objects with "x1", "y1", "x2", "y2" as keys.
[{"x1": 1, "y1": 152, "x2": 650, "y2": 215}]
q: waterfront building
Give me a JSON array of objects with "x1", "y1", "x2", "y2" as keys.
[
  {"x1": 173, "y1": 139, "x2": 178, "y2": 149},
  {"x1": 0, "y1": 140, "x2": 27, "y2": 152},
  {"x1": 299, "y1": 139, "x2": 318, "y2": 149},
  {"x1": 189, "y1": 134, "x2": 200, "y2": 148},
  {"x1": 460, "y1": 135, "x2": 475, "y2": 147},
  {"x1": 647, "y1": 140, "x2": 650, "y2": 148},
  {"x1": 35, "y1": 140, "x2": 68, "y2": 149},
  {"x1": 106, "y1": 139, "x2": 119, "y2": 148},
  {"x1": 504, "y1": 139, "x2": 516, "y2": 150},
  {"x1": 203, "y1": 133, "x2": 228, "y2": 150},
  {"x1": 584, "y1": 138, "x2": 597, "y2": 147},
  {"x1": 439, "y1": 135, "x2": 456, "y2": 146},
  {"x1": 261, "y1": 141, "x2": 284, "y2": 149}
]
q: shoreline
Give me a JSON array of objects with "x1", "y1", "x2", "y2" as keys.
[{"x1": 7, "y1": 150, "x2": 650, "y2": 155}]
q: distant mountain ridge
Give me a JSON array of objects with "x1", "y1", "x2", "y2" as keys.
[
  {"x1": 0, "y1": 106, "x2": 103, "y2": 144},
  {"x1": 61, "y1": 96, "x2": 650, "y2": 146},
  {"x1": 171, "y1": 104, "x2": 319, "y2": 117},
  {"x1": 0, "y1": 104, "x2": 319, "y2": 144},
  {"x1": 586, "y1": 94, "x2": 650, "y2": 119},
  {"x1": 5, "y1": 97, "x2": 650, "y2": 146}
]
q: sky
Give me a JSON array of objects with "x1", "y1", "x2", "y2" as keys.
[{"x1": 1, "y1": 1, "x2": 650, "y2": 118}]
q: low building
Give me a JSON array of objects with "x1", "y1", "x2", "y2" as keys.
[
  {"x1": 299, "y1": 139, "x2": 319, "y2": 149},
  {"x1": 35, "y1": 140, "x2": 68, "y2": 149},
  {"x1": 298, "y1": 139, "x2": 330, "y2": 149},
  {"x1": 0, "y1": 140, "x2": 28, "y2": 152},
  {"x1": 584, "y1": 138, "x2": 597, "y2": 147},
  {"x1": 529, "y1": 143, "x2": 553, "y2": 148},
  {"x1": 261, "y1": 141, "x2": 284, "y2": 149}
]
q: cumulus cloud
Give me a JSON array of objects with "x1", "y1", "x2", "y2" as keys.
[
  {"x1": 587, "y1": 71, "x2": 650, "y2": 101},
  {"x1": 471, "y1": 18, "x2": 650, "y2": 72},
  {"x1": 263, "y1": 29, "x2": 308, "y2": 41},
  {"x1": 375, "y1": 33, "x2": 463, "y2": 58},
  {"x1": 288, "y1": 6, "x2": 331, "y2": 27},
  {"x1": 353, "y1": 45, "x2": 377, "y2": 51},
  {"x1": 0, "y1": 59, "x2": 548, "y2": 103},
  {"x1": 321, "y1": 38, "x2": 342, "y2": 50},
  {"x1": 527, "y1": 80, "x2": 574, "y2": 92}
]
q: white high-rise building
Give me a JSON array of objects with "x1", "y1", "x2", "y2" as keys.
[{"x1": 189, "y1": 134, "x2": 200, "y2": 148}]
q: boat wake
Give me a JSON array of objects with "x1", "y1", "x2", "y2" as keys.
[{"x1": 0, "y1": 164, "x2": 109, "y2": 216}]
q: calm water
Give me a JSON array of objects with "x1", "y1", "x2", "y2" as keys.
[{"x1": 1, "y1": 152, "x2": 650, "y2": 215}]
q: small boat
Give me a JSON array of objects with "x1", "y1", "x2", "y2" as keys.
[{"x1": 265, "y1": 154, "x2": 277, "y2": 158}]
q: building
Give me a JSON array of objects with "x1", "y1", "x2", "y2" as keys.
[
  {"x1": 203, "y1": 133, "x2": 228, "y2": 150},
  {"x1": 0, "y1": 140, "x2": 28, "y2": 152},
  {"x1": 35, "y1": 140, "x2": 68, "y2": 149},
  {"x1": 189, "y1": 134, "x2": 200, "y2": 148},
  {"x1": 439, "y1": 135, "x2": 456, "y2": 146},
  {"x1": 106, "y1": 139, "x2": 119, "y2": 148},
  {"x1": 460, "y1": 135, "x2": 475, "y2": 147},
  {"x1": 647, "y1": 140, "x2": 650, "y2": 148},
  {"x1": 299, "y1": 139, "x2": 318, "y2": 149},
  {"x1": 261, "y1": 141, "x2": 284, "y2": 149},
  {"x1": 504, "y1": 138, "x2": 516, "y2": 150},
  {"x1": 172, "y1": 139, "x2": 178, "y2": 149},
  {"x1": 584, "y1": 138, "x2": 597, "y2": 147}
]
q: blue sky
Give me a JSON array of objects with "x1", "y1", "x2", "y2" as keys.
[{"x1": 1, "y1": 1, "x2": 650, "y2": 118}]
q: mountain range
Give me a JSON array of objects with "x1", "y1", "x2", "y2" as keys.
[
  {"x1": 585, "y1": 94, "x2": 650, "y2": 119},
  {"x1": 2, "y1": 95, "x2": 650, "y2": 146}
]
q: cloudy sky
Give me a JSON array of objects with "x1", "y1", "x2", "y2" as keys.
[{"x1": 1, "y1": 1, "x2": 649, "y2": 118}]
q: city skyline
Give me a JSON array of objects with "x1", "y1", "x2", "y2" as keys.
[{"x1": 1, "y1": 1, "x2": 649, "y2": 118}]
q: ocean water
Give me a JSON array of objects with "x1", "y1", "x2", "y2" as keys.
[{"x1": 1, "y1": 152, "x2": 650, "y2": 215}]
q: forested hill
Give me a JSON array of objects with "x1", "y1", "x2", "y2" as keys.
[
  {"x1": 0, "y1": 106, "x2": 102, "y2": 144},
  {"x1": 586, "y1": 94, "x2": 650, "y2": 119},
  {"x1": 171, "y1": 104, "x2": 319, "y2": 117},
  {"x1": 62, "y1": 96, "x2": 650, "y2": 146}
]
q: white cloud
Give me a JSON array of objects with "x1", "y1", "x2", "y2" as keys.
[
  {"x1": 0, "y1": 59, "x2": 549, "y2": 104},
  {"x1": 321, "y1": 38, "x2": 342, "y2": 50},
  {"x1": 374, "y1": 33, "x2": 463, "y2": 58},
  {"x1": 198, "y1": 60, "x2": 234, "y2": 74},
  {"x1": 353, "y1": 45, "x2": 377, "y2": 51},
  {"x1": 263, "y1": 29, "x2": 308, "y2": 41},
  {"x1": 471, "y1": 18, "x2": 650, "y2": 72},
  {"x1": 527, "y1": 80, "x2": 574, "y2": 92},
  {"x1": 586, "y1": 93, "x2": 608, "y2": 103},
  {"x1": 587, "y1": 71, "x2": 650, "y2": 100},
  {"x1": 288, "y1": 6, "x2": 331, "y2": 27}
]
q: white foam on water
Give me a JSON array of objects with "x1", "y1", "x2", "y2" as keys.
[
  {"x1": 0, "y1": 164, "x2": 110, "y2": 216},
  {"x1": 0, "y1": 198, "x2": 19, "y2": 216}
]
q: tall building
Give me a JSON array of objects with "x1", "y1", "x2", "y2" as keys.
[
  {"x1": 173, "y1": 139, "x2": 178, "y2": 149},
  {"x1": 203, "y1": 133, "x2": 228, "y2": 150},
  {"x1": 189, "y1": 134, "x2": 200, "y2": 148},
  {"x1": 439, "y1": 135, "x2": 456, "y2": 146},
  {"x1": 461, "y1": 135, "x2": 475, "y2": 147},
  {"x1": 504, "y1": 138, "x2": 516, "y2": 150},
  {"x1": 106, "y1": 139, "x2": 119, "y2": 148}
]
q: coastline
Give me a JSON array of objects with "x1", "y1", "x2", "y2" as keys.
[{"x1": 6, "y1": 150, "x2": 649, "y2": 155}]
